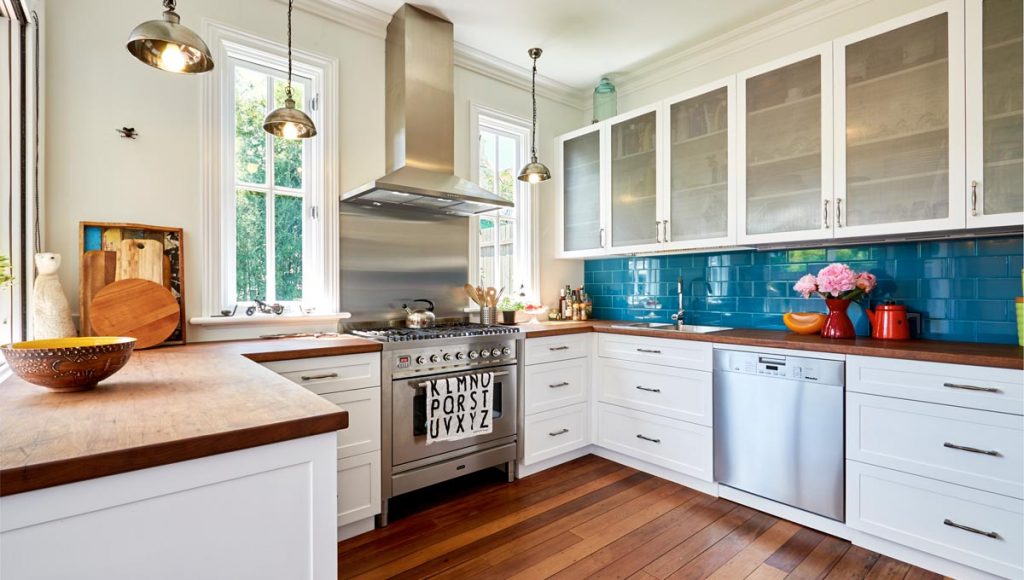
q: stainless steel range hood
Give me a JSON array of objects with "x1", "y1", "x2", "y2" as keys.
[{"x1": 341, "y1": 4, "x2": 512, "y2": 217}]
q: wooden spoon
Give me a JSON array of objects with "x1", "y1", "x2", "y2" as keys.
[
  {"x1": 484, "y1": 287, "x2": 497, "y2": 307},
  {"x1": 463, "y1": 283, "x2": 480, "y2": 305}
]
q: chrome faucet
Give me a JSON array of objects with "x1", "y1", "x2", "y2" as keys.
[{"x1": 671, "y1": 276, "x2": 685, "y2": 328}]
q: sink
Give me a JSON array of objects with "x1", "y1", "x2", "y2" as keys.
[{"x1": 609, "y1": 322, "x2": 731, "y2": 334}]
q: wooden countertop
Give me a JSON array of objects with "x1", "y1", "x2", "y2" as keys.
[
  {"x1": 518, "y1": 321, "x2": 1024, "y2": 370},
  {"x1": 0, "y1": 335, "x2": 382, "y2": 496}
]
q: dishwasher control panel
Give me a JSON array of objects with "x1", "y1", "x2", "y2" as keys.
[{"x1": 714, "y1": 349, "x2": 844, "y2": 386}]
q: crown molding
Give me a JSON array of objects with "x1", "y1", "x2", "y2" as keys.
[
  {"x1": 609, "y1": 0, "x2": 872, "y2": 102},
  {"x1": 280, "y1": 0, "x2": 389, "y2": 38}
]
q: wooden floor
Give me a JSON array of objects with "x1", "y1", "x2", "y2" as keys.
[{"x1": 338, "y1": 455, "x2": 946, "y2": 580}]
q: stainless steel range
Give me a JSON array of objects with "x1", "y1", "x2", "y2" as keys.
[{"x1": 348, "y1": 321, "x2": 522, "y2": 526}]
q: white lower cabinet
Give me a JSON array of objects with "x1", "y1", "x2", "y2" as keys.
[
  {"x1": 323, "y1": 388, "x2": 381, "y2": 459},
  {"x1": 337, "y1": 452, "x2": 382, "y2": 527},
  {"x1": 596, "y1": 357, "x2": 712, "y2": 426},
  {"x1": 595, "y1": 403, "x2": 713, "y2": 481},
  {"x1": 847, "y1": 460, "x2": 1023, "y2": 580},
  {"x1": 524, "y1": 403, "x2": 589, "y2": 465},
  {"x1": 521, "y1": 336, "x2": 592, "y2": 468}
]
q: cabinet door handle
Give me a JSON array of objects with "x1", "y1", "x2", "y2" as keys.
[
  {"x1": 600, "y1": 227, "x2": 606, "y2": 248},
  {"x1": 655, "y1": 220, "x2": 662, "y2": 243},
  {"x1": 548, "y1": 346, "x2": 570, "y2": 352},
  {"x1": 549, "y1": 381, "x2": 570, "y2": 388},
  {"x1": 635, "y1": 385, "x2": 661, "y2": 393},
  {"x1": 971, "y1": 180, "x2": 978, "y2": 216},
  {"x1": 943, "y1": 518, "x2": 999, "y2": 539},
  {"x1": 943, "y1": 382, "x2": 1001, "y2": 394},
  {"x1": 549, "y1": 428, "x2": 570, "y2": 437},
  {"x1": 823, "y1": 199, "x2": 830, "y2": 228},
  {"x1": 836, "y1": 198, "x2": 843, "y2": 227},
  {"x1": 636, "y1": 434, "x2": 661, "y2": 444},
  {"x1": 944, "y1": 442, "x2": 1001, "y2": 457},
  {"x1": 636, "y1": 348, "x2": 662, "y2": 354},
  {"x1": 300, "y1": 372, "x2": 338, "y2": 381}
]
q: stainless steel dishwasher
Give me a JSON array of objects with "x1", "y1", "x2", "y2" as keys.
[{"x1": 713, "y1": 349, "x2": 845, "y2": 521}]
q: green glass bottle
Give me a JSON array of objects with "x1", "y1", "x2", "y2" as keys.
[{"x1": 592, "y1": 77, "x2": 617, "y2": 123}]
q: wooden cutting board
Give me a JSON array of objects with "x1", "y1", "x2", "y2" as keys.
[
  {"x1": 80, "y1": 250, "x2": 117, "y2": 336},
  {"x1": 115, "y1": 239, "x2": 164, "y2": 283},
  {"x1": 89, "y1": 279, "x2": 180, "y2": 349}
]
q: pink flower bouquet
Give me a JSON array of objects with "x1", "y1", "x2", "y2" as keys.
[{"x1": 793, "y1": 263, "x2": 876, "y2": 302}]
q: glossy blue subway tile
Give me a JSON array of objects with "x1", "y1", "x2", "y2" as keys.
[
  {"x1": 977, "y1": 278, "x2": 1020, "y2": 300},
  {"x1": 827, "y1": 247, "x2": 869, "y2": 261},
  {"x1": 975, "y1": 322, "x2": 1017, "y2": 344},
  {"x1": 955, "y1": 256, "x2": 1008, "y2": 278},
  {"x1": 978, "y1": 237, "x2": 1024, "y2": 256},
  {"x1": 789, "y1": 249, "x2": 828, "y2": 263},
  {"x1": 952, "y1": 300, "x2": 1008, "y2": 322}
]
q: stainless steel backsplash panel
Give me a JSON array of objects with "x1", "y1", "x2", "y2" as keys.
[{"x1": 340, "y1": 204, "x2": 469, "y2": 322}]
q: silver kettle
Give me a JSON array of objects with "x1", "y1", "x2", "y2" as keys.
[{"x1": 403, "y1": 299, "x2": 436, "y2": 328}]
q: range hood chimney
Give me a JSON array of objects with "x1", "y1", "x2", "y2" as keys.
[{"x1": 341, "y1": 4, "x2": 513, "y2": 216}]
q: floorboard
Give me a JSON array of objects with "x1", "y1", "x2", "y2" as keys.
[{"x1": 338, "y1": 455, "x2": 941, "y2": 580}]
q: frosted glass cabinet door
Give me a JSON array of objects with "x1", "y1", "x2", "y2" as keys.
[
  {"x1": 666, "y1": 81, "x2": 734, "y2": 248},
  {"x1": 966, "y1": 0, "x2": 1023, "y2": 228},
  {"x1": 609, "y1": 108, "x2": 659, "y2": 249},
  {"x1": 835, "y1": 2, "x2": 965, "y2": 237},
  {"x1": 561, "y1": 128, "x2": 603, "y2": 255},
  {"x1": 738, "y1": 46, "x2": 833, "y2": 244}
]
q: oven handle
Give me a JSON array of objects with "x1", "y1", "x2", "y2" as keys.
[{"x1": 408, "y1": 370, "x2": 511, "y2": 389}]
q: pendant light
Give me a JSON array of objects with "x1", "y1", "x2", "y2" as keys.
[
  {"x1": 517, "y1": 48, "x2": 551, "y2": 184},
  {"x1": 126, "y1": 0, "x2": 214, "y2": 74},
  {"x1": 263, "y1": 0, "x2": 317, "y2": 140}
]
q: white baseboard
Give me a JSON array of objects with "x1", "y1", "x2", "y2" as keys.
[
  {"x1": 850, "y1": 530, "x2": 1006, "y2": 580},
  {"x1": 717, "y1": 485, "x2": 852, "y2": 540},
  {"x1": 517, "y1": 446, "x2": 594, "y2": 478},
  {"x1": 591, "y1": 447, "x2": 720, "y2": 497},
  {"x1": 337, "y1": 518, "x2": 375, "y2": 542}
]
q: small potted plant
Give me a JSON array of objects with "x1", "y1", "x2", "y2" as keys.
[
  {"x1": 793, "y1": 263, "x2": 876, "y2": 339},
  {"x1": 497, "y1": 296, "x2": 524, "y2": 325},
  {"x1": 0, "y1": 254, "x2": 12, "y2": 290}
]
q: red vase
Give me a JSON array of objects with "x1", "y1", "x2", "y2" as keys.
[{"x1": 821, "y1": 298, "x2": 856, "y2": 339}]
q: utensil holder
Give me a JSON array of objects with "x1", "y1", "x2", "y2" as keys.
[{"x1": 480, "y1": 307, "x2": 497, "y2": 325}]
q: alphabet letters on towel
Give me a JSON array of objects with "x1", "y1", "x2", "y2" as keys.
[{"x1": 426, "y1": 372, "x2": 494, "y2": 444}]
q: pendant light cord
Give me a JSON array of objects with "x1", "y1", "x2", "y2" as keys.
[
  {"x1": 286, "y1": 0, "x2": 294, "y2": 101},
  {"x1": 530, "y1": 54, "x2": 538, "y2": 160},
  {"x1": 163, "y1": 0, "x2": 176, "y2": 11}
]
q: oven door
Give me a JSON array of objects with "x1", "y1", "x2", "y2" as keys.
[{"x1": 392, "y1": 364, "x2": 517, "y2": 467}]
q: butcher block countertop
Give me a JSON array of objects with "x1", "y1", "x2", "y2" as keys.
[
  {"x1": 519, "y1": 321, "x2": 1024, "y2": 370},
  {"x1": 0, "y1": 335, "x2": 382, "y2": 496}
]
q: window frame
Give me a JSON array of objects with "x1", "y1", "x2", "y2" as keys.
[
  {"x1": 200, "y1": 23, "x2": 339, "y2": 318},
  {"x1": 469, "y1": 103, "x2": 538, "y2": 302}
]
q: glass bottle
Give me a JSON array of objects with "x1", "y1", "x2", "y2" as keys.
[{"x1": 593, "y1": 77, "x2": 617, "y2": 123}]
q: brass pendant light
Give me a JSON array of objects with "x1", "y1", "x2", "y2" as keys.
[
  {"x1": 517, "y1": 48, "x2": 551, "y2": 184},
  {"x1": 126, "y1": 0, "x2": 214, "y2": 74},
  {"x1": 263, "y1": 0, "x2": 317, "y2": 140}
]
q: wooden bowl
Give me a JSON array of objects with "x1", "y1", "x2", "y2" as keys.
[{"x1": 1, "y1": 337, "x2": 136, "y2": 392}]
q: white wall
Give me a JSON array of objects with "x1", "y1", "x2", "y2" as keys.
[{"x1": 43, "y1": 0, "x2": 581, "y2": 339}]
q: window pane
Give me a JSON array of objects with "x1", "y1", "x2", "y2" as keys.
[
  {"x1": 235, "y1": 67, "x2": 267, "y2": 184},
  {"x1": 479, "y1": 131, "x2": 497, "y2": 192},
  {"x1": 273, "y1": 78, "x2": 305, "y2": 189},
  {"x1": 498, "y1": 218, "x2": 515, "y2": 292},
  {"x1": 497, "y1": 135, "x2": 516, "y2": 201},
  {"x1": 236, "y1": 189, "x2": 267, "y2": 301},
  {"x1": 274, "y1": 194, "x2": 304, "y2": 301},
  {"x1": 479, "y1": 216, "x2": 495, "y2": 244}
]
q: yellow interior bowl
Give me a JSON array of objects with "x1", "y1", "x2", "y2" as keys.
[{"x1": 8, "y1": 337, "x2": 136, "y2": 350}]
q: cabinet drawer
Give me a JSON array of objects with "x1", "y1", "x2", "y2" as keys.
[
  {"x1": 337, "y1": 451, "x2": 381, "y2": 527},
  {"x1": 524, "y1": 358, "x2": 588, "y2": 415},
  {"x1": 523, "y1": 403, "x2": 589, "y2": 465},
  {"x1": 323, "y1": 387, "x2": 381, "y2": 459},
  {"x1": 847, "y1": 461, "x2": 1023, "y2": 580},
  {"x1": 596, "y1": 358, "x2": 711, "y2": 426},
  {"x1": 525, "y1": 334, "x2": 591, "y2": 365},
  {"x1": 263, "y1": 353, "x2": 381, "y2": 395},
  {"x1": 595, "y1": 403, "x2": 713, "y2": 481},
  {"x1": 598, "y1": 334, "x2": 711, "y2": 371},
  {"x1": 847, "y1": 393, "x2": 1023, "y2": 499},
  {"x1": 847, "y1": 355, "x2": 1023, "y2": 415}
]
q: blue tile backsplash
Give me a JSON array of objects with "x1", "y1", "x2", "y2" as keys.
[{"x1": 583, "y1": 236, "x2": 1024, "y2": 344}]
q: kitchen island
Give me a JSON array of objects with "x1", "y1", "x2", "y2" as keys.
[{"x1": 0, "y1": 335, "x2": 381, "y2": 580}]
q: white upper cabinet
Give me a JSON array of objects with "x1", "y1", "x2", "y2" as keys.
[
  {"x1": 557, "y1": 124, "x2": 606, "y2": 258},
  {"x1": 834, "y1": 1, "x2": 966, "y2": 237},
  {"x1": 662, "y1": 79, "x2": 737, "y2": 250},
  {"x1": 737, "y1": 45, "x2": 834, "y2": 245},
  {"x1": 966, "y1": 0, "x2": 1024, "y2": 228},
  {"x1": 608, "y1": 105, "x2": 661, "y2": 252}
]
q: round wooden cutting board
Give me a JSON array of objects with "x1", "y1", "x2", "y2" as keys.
[{"x1": 89, "y1": 279, "x2": 180, "y2": 349}]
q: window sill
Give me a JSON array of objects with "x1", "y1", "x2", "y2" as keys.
[{"x1": 189, "y1": 312, "x2": 351, "y2": 328}]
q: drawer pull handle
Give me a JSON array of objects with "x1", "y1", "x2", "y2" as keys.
[
  {"x1": 635, "y1": 385, "x2": 661, "y2": 393},
  {"x1": 549, "y1": 346, "x2": 571, "y2": 351},
  {"x1": 636, "y1": 434, "x2": 661, "y2": 444},
  {"x1": 943, "y1": 518, "x2": 999, "y2": 539},
  {"x1": 943, "y1": 382, "x2": 1001, "y2": 394},
  {"x1": 944, "y1": 442, "x2": 1001, "y2": 457},
  {"x1": 301, "y1": 372, "x2": 339, "y2": 381},
  {"x1": 636, "y1": 348, "x2": 662, "y2": 354},
  {"x1": 549, "y1": 382, "x2": 570, "y2": 388},
  {"x1": 549, "y1": 428, "x2": 570, "y2": 437}
]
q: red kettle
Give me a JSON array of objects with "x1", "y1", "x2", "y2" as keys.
[{"x1": 864, "y1": 301, "x2": 910, "y2": 340}]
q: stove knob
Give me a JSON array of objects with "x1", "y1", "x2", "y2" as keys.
[
  {"x1": 479, "y1": 349, "x2": 490, "y2": 358},
  {"x1": 429, "y1": 354, "x2": 439, "y2": 364},
  {"x1": 501, "y1": 347, "x2": 511, "y2": 356},
  {"x1": 467, "y1": 350, "x2": 478, "y2": 360},
  {"x1": 415, "y1": 356, "x2": 426, "y2": 365},
  {"x1": 491, "y1": 347, "x2": 502, "y2": 357},
  {"x1": 442, "y1": 353, "x2": 452, "y2": 362},
  {"x1": 454, "y1": 352, "x2": 465, "y2": 360}
]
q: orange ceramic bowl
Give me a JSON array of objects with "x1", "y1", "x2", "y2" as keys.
[
  {"x1": 783, "y1": 312, "x2": 827, "y2": 335},
  {"x1": 1, "y1": 337, "x2": 136, "y2": 392}
]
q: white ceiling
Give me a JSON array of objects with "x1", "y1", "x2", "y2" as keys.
[{"x1": 345, "y1": 0, "x2": 805, "y2": 89}]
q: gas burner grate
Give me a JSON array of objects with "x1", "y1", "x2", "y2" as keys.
[{"x1": 350, "y1": 323, "x2": 519, "y2": 342}]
